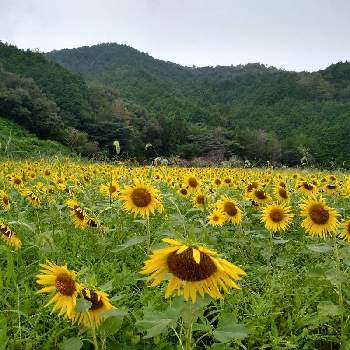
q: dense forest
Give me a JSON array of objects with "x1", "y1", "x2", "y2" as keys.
[{"x1": 1, "y1": 41, "x2": 349, "y2": 166}]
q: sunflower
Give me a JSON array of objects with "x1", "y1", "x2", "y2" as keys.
[
  {"x1": 0, "y1": 190, "x2": 10, "y2": 211},
  {"x1": 216, "y1": 197, "x2": 242, "y2": 224},
  {"x1": 298, "y1": 181, "x2": 318, "y2": 196},
  {"x1": 184, "y1": 175, "x2": 200, "y2": 192},
  {"x1": 99, "y1": 182, "x2": 120, "y2": 199},
  {"x1": 273, "y1": 186, "x2": 289, "y2": 203},
  {"x1": 299, "y1": 197, "x2": 339, "y2": 237},
  {"x1": 179, "y1": 187, "x2": 189, "y2": 198},
  {"x1": 208, "y1": 210, "x2": 225, "y2": 227},
  {"x1": 140, "y1": 238, "x2": 245, "y2": 303},
  {"x1": 252, "y1": 189, "x2": 270, "y2": 205},
  {"x1": 0, "y1": 221, "x2": 21, "y2": 249},
  {"x1": 338, "y1": 220, "x2": 350, "y2": 243},
  {"x1": 74, "y1": 288, "x2": 114, "y2": 329},
  {"x1": 120, "y1": 180, "x2": 163, "y2": 217},
  {"x1": 260, "y1": 204, "x2": 294, "y2": 232},
  {"x1": 23, "y1": 189, "x2": 41, "y2": 207},
  {"x1": 193, "y1": 193, "x2": 206, "y2": 209},
  {"x1": 71, "y1": 207, "x2": 88, "y2": 228},
  {"x1": 37, "y1": 261, "x2": 81, "y2": 319}
]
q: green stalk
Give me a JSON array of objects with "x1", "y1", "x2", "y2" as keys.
[{"x1": 333, "y1": 235, "x2": 344, "y2": 341}]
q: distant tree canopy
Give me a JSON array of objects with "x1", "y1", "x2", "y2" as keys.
[{"x1": 1, "y1": 41, "x2": 350, "y2": 166}]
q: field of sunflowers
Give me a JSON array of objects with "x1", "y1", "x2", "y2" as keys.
[{"x1": 1, "y1": 158, "x2": 350, "y2": 350}]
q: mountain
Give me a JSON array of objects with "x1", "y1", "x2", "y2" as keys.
[
  {"x1": 0, "y1": 42, "x2": 161, "y2": 159},
  {"x1": 48, "y1": 43, "x2": 350, "y2": 167},
  {"x1": 1, "y1": 41, "x2": 349, "y2": 166}
]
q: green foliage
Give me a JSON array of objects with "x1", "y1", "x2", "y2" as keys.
[
  {"x1": 0, "y1": 117, "x2": 69, "y2": 158},
  {"x1": 48, "y1": 43, "x2": 350, "y2": 167}
]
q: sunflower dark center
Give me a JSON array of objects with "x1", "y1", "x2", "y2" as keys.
[
  {"x1": 3, "y1": 196, "x2": 9, "y2": 205},
  {"x1": 55, "y1": 273, "x2": 76, "y2": 296},
  {"x1": 87, "y1": 218, "x2": 98, "y2": 227},
  {"x1": 224, "y1": 178, "x2": 231, "y2": 184},
  {"x1": 82, "y1": 289, "x2": 104, "y2": 311},
  {"x1": 255, "y1": 190, "x2": 267, "y2": 200},
  {"x1": 75, "y1": 208, "x2": 85, "y2": 221},
  {"x1": 131, "y1": 188, "x2": 152, "y2": 207},
  {"x1": 215, "y1": 179, "x2": 221, "y2": 185},
  {"x1": 196, "y1": 195, "x2": 205, "y2": 205},
  {"x1": 109, "y1": 185, "x2": 117, "y2": 194},
  {"x1": 303, "y1": 182, "x2": 314, "y2": 190},
  {"x1": 327, "y1": 184, "x2": 336, "y2": 190},
  {"x1": 223, "y1": 202, "x2": 237, "y2": 216},
  {"x1": 309, "y1": 204, "x2": 330, "y2": 225},
  {"x1": 188, "y1": 177, "x2": 198, "y2": 188},
  {"x1": 14, "y1": 178, "x2": 22, "y2": 185},
  {"x1": 180, "y1": 188, "x2": 188, "y2": 195},
  {"x1": 0, "y1": 225, "x2": 12, "y2": 237},
  {"x1": 167, "y1": 248, "x2": 217, "y2": 281},
  {"x1": 269, "y1": 209, "x2": 284, "y2": 222},
  {"x1": 278, "y1": 188, "x2": 288, "y2": 199}
]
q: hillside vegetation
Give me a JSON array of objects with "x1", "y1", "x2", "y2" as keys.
[
  {"x1": 48, "y1": 43, "x2": 350, "y2": 167},
  {"x1": 1, "y1": 41, "x2": 349, "y2": 166},
  {"x1": 0, "y1": 117, "x2": 69, "y2": 157}
]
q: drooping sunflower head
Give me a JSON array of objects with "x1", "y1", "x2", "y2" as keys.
[
  {"x1": 74, "y1": 287, "x2": 114, "y2": 329},
  {"x1": 120, "y1": 180, "x2": 163, "y2": 218},
  {"x1": 339, "y1": 220, "x2": 350, "y2": 243},
  {"x1": 299, "y1": 197, "x2": 339, "y2": 237},
  {"x1": 140, "y1": 238, "x2": 246, "y2": 304},
  {"x1": 216, "y1": 197, "x2": 242, "y2": 224},
  {"x1": 261, "y1": 204, "x2": 294, "y2": 232},
  {"x1": 37, "y1": 261, "x2": 81, "y2": 319},
  {"x1": 71, "y1": 207, "x2": 88, "y2": 228},
  {"x1": 0, "y1": 191, "x2": 10, "y2": 212},
  {"x1": 0, "y1": 222, "x2": 21, "y2": 249}
]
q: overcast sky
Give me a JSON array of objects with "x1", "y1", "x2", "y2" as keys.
[{"x1": 1, "y1": 0, "x2": 349, "y2": 71}]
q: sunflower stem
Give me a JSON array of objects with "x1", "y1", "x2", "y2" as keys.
[
  {"x1": 333, "y1": 234, "x2": 344, "y2": 342},
  {"x1": 146, "y1": 215, "x2": 151, "y2": 252},
  {"x1": 91, "y1": 327, "x2": 99, "y2": 350}
]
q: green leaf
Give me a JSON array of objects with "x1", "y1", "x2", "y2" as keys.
[
  {"x1": 60, "y1": 337, "x2": 83, "y2": 350},
  {"x1": 111, "y1": 236, "x2": 148, "y2": 252},
  {"x1": 307, "y1": 243, "x2": 332, "y2": 253},
  {"x1": 324, "y1": 269, "x2": 347, "y2": 285},
  {"x1": 213, "y1": 313, "x2": 249, "y2": 343},
  {"x1": 273, "y1": 238, "x2": 289, "y2": 245},
  {"x1": 75, "y1": 298, "x2": 91, "y2": 312},
  {"x1": 103, "y1": 309, "x2": 128, "y2": 319},
  {"x1": 98, "y1": 315, "x2": 124, "y2": 337},
  {"x1": 317, "y1": 301, "x2": 343, "y2": 317},
  {"x1": 135, "y1": 305, "x2": 181, "y2": 339},
  {"x1": 0, "y1": 316, "x2": 8, "y2": 350},
  {"x1": 100, "y1": 280, "x2": 113, "y2": 292}
]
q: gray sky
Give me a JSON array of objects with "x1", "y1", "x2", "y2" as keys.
[{"x1": 1, "y1": 0, "x2": 349, "y2": 71}]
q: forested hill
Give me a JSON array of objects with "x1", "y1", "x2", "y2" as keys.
[
  {"x1": 1, "y1": 41, "x2": 349, "y2": 166},
  {"x1": 48, "y1": 43, "x2": 350, "y2": 167}
]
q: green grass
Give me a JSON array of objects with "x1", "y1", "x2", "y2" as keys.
[{"x1": 0, "y1": 117, "x2": 70, "y2": 158}]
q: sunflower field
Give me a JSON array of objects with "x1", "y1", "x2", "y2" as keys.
[{"x1": 1, "y1": 158, "x2": 350, "y2": 350}]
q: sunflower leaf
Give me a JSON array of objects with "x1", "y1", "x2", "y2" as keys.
[
  {"x1": 213, "y1": 313, "x2": 249, "y2": 343},
  {"x1": 111, "y1": 235, "x2": 148, "y2": 252},
  {"x1": 75, "y1": 298, "x2": 91, "y2": 312},
  {"x1": 307, "y1": 243, "x2": 332, "y2": 253},
  {"x1": 59, "y1": 337, "x2": 83, "y2": 350}
]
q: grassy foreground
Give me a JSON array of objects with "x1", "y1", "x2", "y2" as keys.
[{"x1": 0, "y1": 159, "x2": 350, "y2": 349}]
